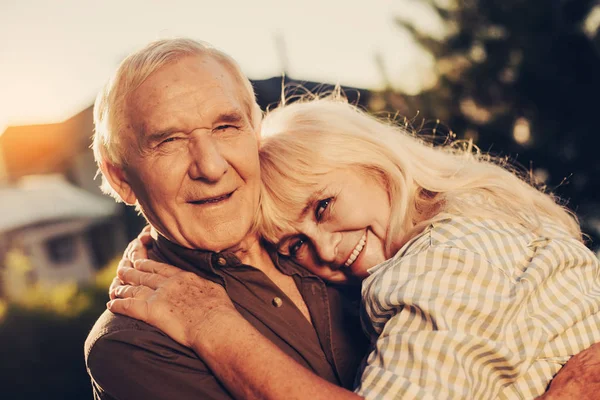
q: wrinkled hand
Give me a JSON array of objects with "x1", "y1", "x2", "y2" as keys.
[
  {"x1": 539, "y1": 342, "x2": 600, "y2": 399},
  {"x1": 109, "y1": 226, "x2": 153, "y2": 295},
  {"x1": 108, "y1": 259, "x2": 238, "y2": 348}
]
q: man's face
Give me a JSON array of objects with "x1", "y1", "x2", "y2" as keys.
[{"x1": 112, "y1": 55, "x2": 261, "y2": 251}]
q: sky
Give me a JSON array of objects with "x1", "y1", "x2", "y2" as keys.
[{"x1": 0, "y1": 0, "x2": 443, "y2": 133}]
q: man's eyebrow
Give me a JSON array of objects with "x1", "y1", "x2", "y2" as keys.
[{"x1": 215, "y1": 111, "x2": 245, "y2": 124}]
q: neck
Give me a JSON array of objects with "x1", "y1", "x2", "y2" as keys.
[
  {"x1": 150, "y1": 227, "x2": 277, "y2": 273},
  {"x1": 225, "y1": 234, "x2": 277, "y2": 273}
]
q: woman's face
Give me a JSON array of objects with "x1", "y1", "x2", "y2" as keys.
[{"x1": 276, "y1": 168, "x2": 393, "y2": 284}]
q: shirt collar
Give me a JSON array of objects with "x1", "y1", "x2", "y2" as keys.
[{"x1": 150, "y1": 233, "x2": 314, "y2": 279}]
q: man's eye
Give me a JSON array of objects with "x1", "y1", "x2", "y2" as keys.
[
  {"x1": 215, "y1": 124, "x2": 236, "y2": 131},
  {"x1": 315, "y1": 198, "x2": 332, "y2": 221},
  {"x1": 160, "y1": 137, "x2": 179, "y2": 145}
]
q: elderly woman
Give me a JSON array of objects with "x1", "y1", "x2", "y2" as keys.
[{"x1": 109, "y1": 96, "x2": 600, "y2": 399}]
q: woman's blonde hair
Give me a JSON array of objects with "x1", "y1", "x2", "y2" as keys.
[{"x1": 257, "y1": 95, "x2": 581, "y2": 255}]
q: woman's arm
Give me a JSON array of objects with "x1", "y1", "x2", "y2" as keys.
[
  {"x1": 186, "y1": 302, "x2": 362, "y2": 400},
  {"x1": 109, "y1": 253, "x2": 361, "y2": 400}
]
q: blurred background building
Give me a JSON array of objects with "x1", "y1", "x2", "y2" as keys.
[{"x1": 0, "y1": 108, "x2": 125, "y2": 300}]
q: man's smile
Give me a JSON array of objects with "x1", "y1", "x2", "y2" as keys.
[{"x1": 188, "y1": 191, "x2": 234, "y2": 205}]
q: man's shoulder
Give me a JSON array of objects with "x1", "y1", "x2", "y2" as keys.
[
  {"x1": 84, "y1": 310, "x2": 161, "y2": 360},
  {"x1": 84, "y1": 310, "x2": 233, "y2": 399},
  {"x1": 84, "y1": 309, "x2": 198, "y2": 372},
  {"x1": 89, "y1": 309, "x2": 155, "y2": 337}
]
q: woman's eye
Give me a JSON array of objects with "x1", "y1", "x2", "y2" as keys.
[
  {"x1": 315, "y1": 198, "x2": 332, "y2": 221},
  {"x1": 288, "y1": 237, "x2": 306, "y2": 258}
]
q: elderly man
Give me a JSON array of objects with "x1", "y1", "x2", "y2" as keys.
[{"x1": 85, "y1": 38, "x2": 366, "y2": 399}]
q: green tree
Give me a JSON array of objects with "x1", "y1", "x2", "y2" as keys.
[{"x1": 391, "y1": 0, "x2": 600, "y2": 246}]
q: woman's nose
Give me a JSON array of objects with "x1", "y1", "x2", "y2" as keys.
[{"x1": 312, "y1": 231, "x2": 340, "y2": 264}]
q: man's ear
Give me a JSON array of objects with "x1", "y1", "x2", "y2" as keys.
[{"x1": 100, "y1": 161, "x2": 137, "y2": 205}]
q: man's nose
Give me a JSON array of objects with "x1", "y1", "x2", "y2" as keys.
[{"x1": 188, "y1": 135, "x2": 228, "y2": 182}]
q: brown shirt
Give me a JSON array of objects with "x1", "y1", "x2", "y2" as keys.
[{"x1": 84, "y1": 236, "x2": 368, "y2": 399}]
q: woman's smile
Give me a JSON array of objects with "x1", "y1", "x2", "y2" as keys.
[{"x1": 343, "y1": 231, "x2": 367, "y2": 267}]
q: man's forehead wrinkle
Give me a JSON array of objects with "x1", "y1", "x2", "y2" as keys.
[
  {"x1": 126, "y1": 56, "x2": 251, "y2": 145},
  {"x1": 139, "y1": 110, "x2": 181, "y2": 139},
  {"x1": 126, "y1": 85, "x2": 170, "y2": 136},
  {"x1": 138, "y1": 92, "x2": 199, "y2": 137},
  {"x1": 197, "y1": 90, "x2": 247, "y2": 123}
]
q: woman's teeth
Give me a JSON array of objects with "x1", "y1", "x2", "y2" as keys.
[{"x1": 344, "y1": 232, "x2": 367, "y2": 267}]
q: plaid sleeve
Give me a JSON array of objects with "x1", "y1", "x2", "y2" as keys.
[{"x1": 357, "y1": 246, "x2": 536, "y2": 400}]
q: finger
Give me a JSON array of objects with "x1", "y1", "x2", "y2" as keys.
[
  {"x1": 125, "y1": 238, "x2": 142, "y2": 261},
  {"x1": 129, "y1": 238, "x2": 149, "y2": 261},
  {"x1": 116, "y1": 258, "x2": 134, "y2": 286},
  {"x1": 111, "y1": 284, "x2": 154, "y2": 300},
  {"x1": 122, "y1": 240, "x2": 136, "y2": 261},
  {"x1": 109, "y1": 277, "x2": 124, "y2": 299},
  {"x1": 107, "y1": 298, "x2": 150, "y2": 322},
  {"x1": 137, "y1": 226, "x2": 153, "y2": 253},
  {"x1": 138, "y1": 225, "x2": 152, "y2": 240},
  {"x1": 133, "y1": 259, "x2": 181, "y2": 278},
  {"x1": 117, "y1": 266, "x2": 166, "y2": 289},
  {"x1": 118, "y1": 256, "x2": 133, "y2": 270}
]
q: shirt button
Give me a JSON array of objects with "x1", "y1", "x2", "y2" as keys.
[
  {"x1": 217, "y1": 256, "x2": 227, "y2": 266},
  {"x1": 272, "y1": 297, "x2": 283, "y2": 308}
]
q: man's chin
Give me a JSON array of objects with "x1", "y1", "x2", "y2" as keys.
[
  {"x1": 183, "y1": 229, "x2": 252, "y2": 253},
  {"x1": 149, "y1": 212, "x2": 255, "y2": 252}
]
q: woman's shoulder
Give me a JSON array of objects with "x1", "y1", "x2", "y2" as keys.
[
  {"x1": 364, "y1": 216, "x2": 492, "y2": 285},
  {"x1": 375, "y1": 214, "x2": 489, "y2": 269},
  {"x1": 372, "y1": 214, "x2": 529, "y2": 279},
  {"x1": 425, "y1": 214, "x2": 542, "y2": 255},
  {"x1": 428, "y1": 214, "x2": 520, "y2": 241},
  {"x1": 390, "y1": 214, "x2": 507, "y2": 259}
]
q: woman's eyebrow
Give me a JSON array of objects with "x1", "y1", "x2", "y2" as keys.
[{"x1": 299, "y1": 187, "x2": 328, "y2": 220}]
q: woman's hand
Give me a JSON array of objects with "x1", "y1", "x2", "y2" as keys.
[
  {"x1": 107, "y1": 257, "x2": 239, "y2": 349},
  {"x1": 109, "y1": 226, "x2": 152, "y2": 295}
]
